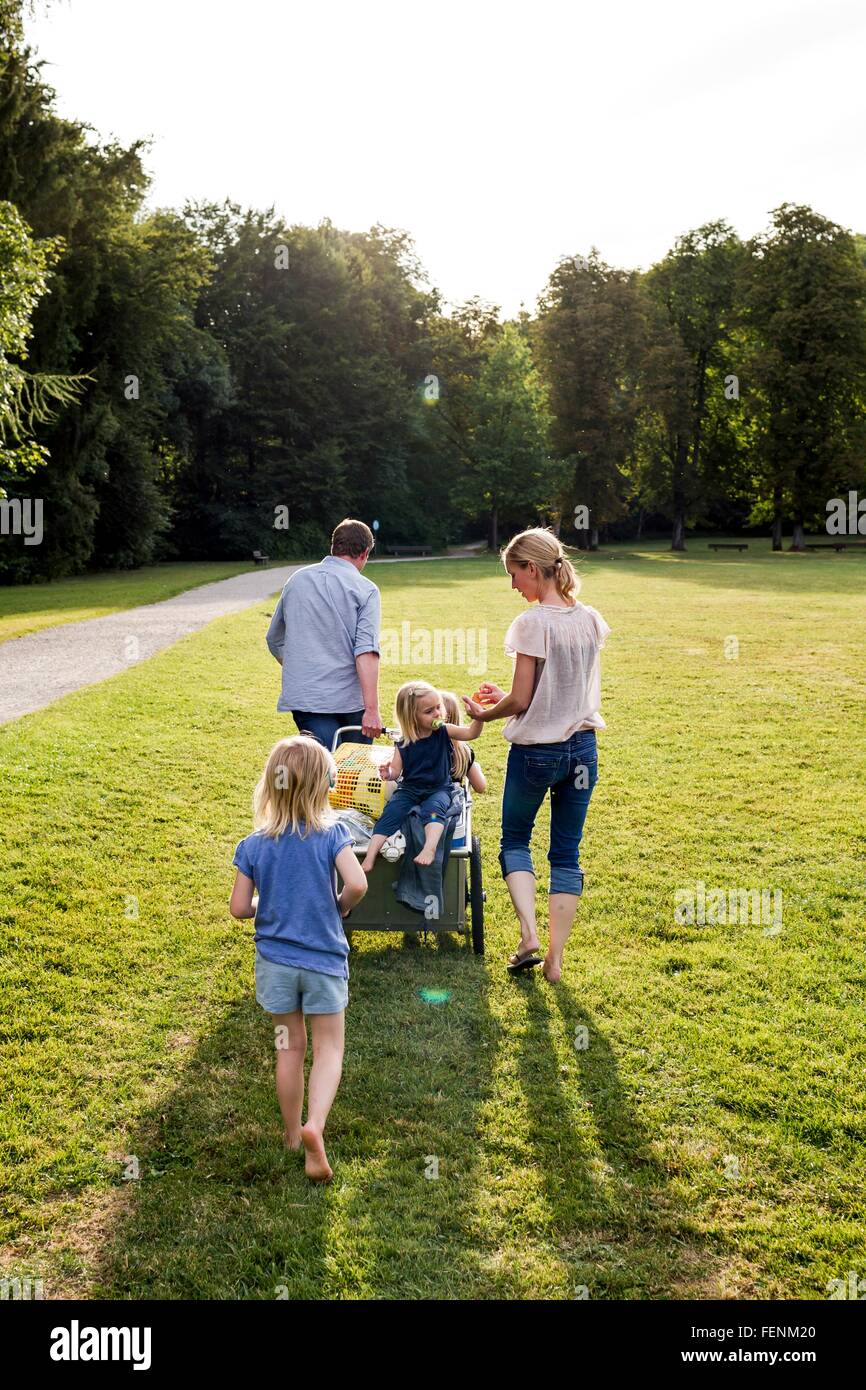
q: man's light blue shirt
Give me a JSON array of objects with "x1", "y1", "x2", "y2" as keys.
[{"x1": 266, "y1": 555, "x2": 381, "y2": 713}]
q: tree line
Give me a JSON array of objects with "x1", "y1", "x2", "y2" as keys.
[{"x1": 2, "y1": 1, "x2": 865, "y2": 580}]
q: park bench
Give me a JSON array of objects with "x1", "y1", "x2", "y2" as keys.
[
  {"x1": 708, "y1": 543, "x2": 748, "y2": 551},
  {"x1": 252, "y1": 549, "x2": 270, "y2": 565},
  {"x1": 385, "y1": 544, "x2": 433, "y2": 556},
  {"x1": 805, "y1": 542, "x2": 855, "y2": 552}
]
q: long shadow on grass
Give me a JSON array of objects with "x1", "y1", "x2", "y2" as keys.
[
  {"x1": 89, "y1": 931, "x2": 496, "y2": 1299},
  {"x1": 319, "y1": 932, "x2": 498, "y2": 1298},
  {"x1": 90, "y1": 999, "x2": 337, "y2": 1300},
  {"x1": 512, "y1": 976, "x2": 706, "y2": 1298}
]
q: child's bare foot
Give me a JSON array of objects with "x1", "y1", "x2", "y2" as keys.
[
  {"x1": 301, "y1": 1123, "x2": 333, "y2": 1183},
  {"x1": 284, "y1": 1130, "x2": 303, "y2": 1153},
  {"x1": 359, "y1": 856, "x2": 376, "y2": 874},
  {"x1": 414, "y1": 846, "x2": 435, "y2": 866},
  {"x1": 542, "y1": 954, "x2": 562, "y2": 983}
]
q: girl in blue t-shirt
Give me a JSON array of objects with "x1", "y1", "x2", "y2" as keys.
[
  {"x1": 359, "y1": 680, "x2": 484, "y2": 872},
  {"x1": 230, "y1": 735, "x2": 368, "y2": 1183}
]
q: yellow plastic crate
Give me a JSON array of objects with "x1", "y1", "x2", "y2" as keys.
[{"x1": 328, "y1": 741, "x2": 395, "y2": 818}]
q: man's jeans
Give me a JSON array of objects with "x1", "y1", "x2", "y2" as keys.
[
  {"x1": 291, "y1": 710, "x2": 372, "y2": 752},
  {"x1": 499, "y1": 730, "x2": 598, "y2": 895}
]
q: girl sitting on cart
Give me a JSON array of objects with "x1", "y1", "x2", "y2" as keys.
[
  {"x1": 359, "y1": 680, "x2": 484, "y2": 872},
  {"x1": 440, "y1": 689, "x2": 487, "y2": 795}
]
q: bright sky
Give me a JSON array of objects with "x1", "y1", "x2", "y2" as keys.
[{"x1": 24, "y1": 0, "x2": 866, "y2": 319}]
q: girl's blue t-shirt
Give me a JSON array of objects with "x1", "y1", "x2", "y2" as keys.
[
  {"x1": 233, "y1": 819, "x2": 354, "y2": 978},
  {"x1": 398, "y1": 724, "x2": 452, "y2": 791}
]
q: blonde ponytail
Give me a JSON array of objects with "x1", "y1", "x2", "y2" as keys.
[{"x1": 502, "y1": 527, "x2": 580, "y2": 602}]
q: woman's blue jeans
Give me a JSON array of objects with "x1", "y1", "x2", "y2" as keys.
[{"x1": 499, "y1": 730, "x2": 598, "y2": 896}]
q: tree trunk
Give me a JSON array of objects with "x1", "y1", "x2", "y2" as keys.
[
  {"x1": 589, "y1": 526, "x2": 599, "y2": 550},
  {"x1": 551, "y1": 513, "x2": 561, "y2": 538},
  {"x1": 790, "y1": 519, "x2": 805, "y2": 551},
  {"x1": 489, "y1": 503, "x2": 498, "y2": 552},
  {"x1": 636, "y1": 507, "x2": 644, "y2": 540},
  {"x1": 671, "y1": 437, "x2": 688, "y2": 550},
  {"x1": 690, "y1": 349, "x2": 708, "y2": 475},
  {"x1": 772, "y1": 482, "x2": 783, "y2": 551}
]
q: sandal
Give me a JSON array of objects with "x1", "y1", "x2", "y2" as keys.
[{"x1": 507, "y1": 946, "x2": 543, "y2": 974}]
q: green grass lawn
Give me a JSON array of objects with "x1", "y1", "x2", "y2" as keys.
[
  {"x1": 1, "y1": 544, "x2": 864, "y2": 1299},
  {"x1": 0, "y1": 561, "x2": 277, "y2": 643}
]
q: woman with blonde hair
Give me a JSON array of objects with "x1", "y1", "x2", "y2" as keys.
[
  {"x1": 230, "y1": 735, "x2": 368, "y2": 1182},
  {"x1": 463, "y1": 528, "x2": 610, "y2": 981}
]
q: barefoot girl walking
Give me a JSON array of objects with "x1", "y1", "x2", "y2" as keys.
[
  {"x1": 462, "y1": 529, "x2": 610, "y2": 982},
  {"x1": 230, "y1": 736, "x2": 368, "y2": 1181}
]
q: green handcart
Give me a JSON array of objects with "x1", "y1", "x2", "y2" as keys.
[{"x1": 332, "y1": 726, "x2": 485, "y2": 954}]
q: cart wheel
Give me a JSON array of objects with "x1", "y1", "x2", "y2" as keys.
[{"x1": 468, "y1": 835, "x2": 485, "y2": 955}]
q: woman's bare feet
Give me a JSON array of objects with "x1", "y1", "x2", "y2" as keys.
[
  {"x1": 301, "y1": 1122, "x2": 333, "y2": 1182},
  {"x1": 542, "y1": 953, "x2": 562, "y2": 983},
  {"x1": 284, "y1": 1130, "x2": 303, "y2": 1153}
]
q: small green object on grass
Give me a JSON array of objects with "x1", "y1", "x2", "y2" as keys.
[{"x1": 418, "y1": 988, "x2": 451, "y2": 1005}]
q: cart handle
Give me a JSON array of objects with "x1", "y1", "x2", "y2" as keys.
[{"x1": 331, "y1": 724, "x2": 401, "y2": 752}]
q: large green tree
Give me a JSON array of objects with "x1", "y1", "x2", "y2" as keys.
[
  {"x1": 742, "y1": 204, "x2": 866, "y2": 550},
  {"x1": 420, "y1": 307, "x2": 555, "y2": 548},
  {"x1": 535, "y1": 251, "x2": 645, "y2": 548},
  {"x1": 0, "y1": 200, "x2": 86, "y2": 501},
  {"x1": 635, "y1": 222, "x2": 744, "y2": 549},
  {"x1": 172, "y1": 205, "x2": 439, "y2": 558},
  {"x1": 0, "y1": 11, "x2": 217, "y2": 574}
]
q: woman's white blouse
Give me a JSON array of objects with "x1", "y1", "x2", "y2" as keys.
[{"x1": 502, "y1": 602, "x2": 610, "y2": 745}]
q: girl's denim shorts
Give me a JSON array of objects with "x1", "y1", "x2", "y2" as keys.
[{"x1": 255, "y1": 951, "x2": 348, "y2": 1015}]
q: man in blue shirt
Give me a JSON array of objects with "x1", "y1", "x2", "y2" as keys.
[{"x1": 266, "y1": 519, "x2": 382, "y2": 748}]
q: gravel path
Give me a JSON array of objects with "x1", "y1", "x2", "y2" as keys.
[{"x1": 0, "y1": 565, "x2": 300, "y2": 727}]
